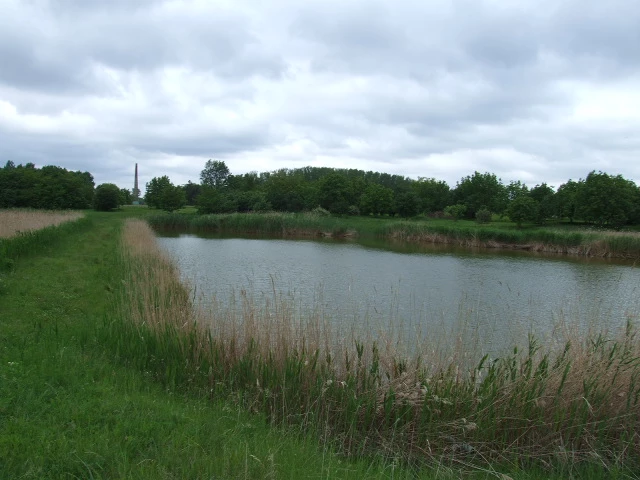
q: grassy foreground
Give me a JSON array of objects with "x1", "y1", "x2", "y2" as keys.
[
  {"x1": 148, "y1": 212, "x2": 640, "y2": 259},
  {"x1": 0, "y1": 211, "x2": 440, "y2": 479},
  {"x1": 1, "y1": 209, "x2": 638, "y2": 479}
]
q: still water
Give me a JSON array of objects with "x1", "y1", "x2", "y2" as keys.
[{"x1": 157, "y1": 234, "x2": 640, "y2": 353}]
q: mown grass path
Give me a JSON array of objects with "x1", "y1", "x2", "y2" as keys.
[{"x1": 0, "y1": 212, "x2": 623, "y2": 479}]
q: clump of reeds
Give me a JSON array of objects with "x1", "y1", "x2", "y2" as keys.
[
  {"x1": 0, "y1": 209, "x2": 84, "y2": 238},
  {"x1": 116, "y1": 219, "x2": 640, "y2": 471}
]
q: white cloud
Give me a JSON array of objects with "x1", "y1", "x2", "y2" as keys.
[{"x1": 1, "y1": 0, "x2": 639, "y2": 189}]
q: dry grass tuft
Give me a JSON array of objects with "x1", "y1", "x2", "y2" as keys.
[{"x1": 0, "y1": 209, "x2": 84, "y2": 238}]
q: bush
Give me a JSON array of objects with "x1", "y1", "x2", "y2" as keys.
[
  {"x1": 94, "y1": 183, "x2": 121, "y2": 211},
  {"x1": 475, "y1": 207, "x2": 492, "y2": 224},
  {"x1": 347, "y1": 205, "x2": 360, "y2": 216},
  {"x1": 310, "y1": 206, "x2": 331, "y2": 217}
]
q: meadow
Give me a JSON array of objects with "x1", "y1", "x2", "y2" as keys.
[{"x1": 2, "y1": 208, "x2": 639, "y2": 478}]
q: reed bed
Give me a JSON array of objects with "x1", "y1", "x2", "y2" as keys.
[
  {"x1": 0, "y1": 210, "x2": 88, "y2": 271},
  {"x1": 116, "y1": 219, "x2": 640, "y2": 472},
  {"x1": 0, "y1": 209, "x2": 84, "y2": 238},
  {"x1": 147, "y1": 212, "x2": 640, "y2": 258}
]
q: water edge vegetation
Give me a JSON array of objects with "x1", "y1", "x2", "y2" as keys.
[
  {"x1": 1, "y1": 208, "x2": 638, "y2": 478},
  {"x1": 148, "y1": 211, "x2": 640, "y2": 259}
]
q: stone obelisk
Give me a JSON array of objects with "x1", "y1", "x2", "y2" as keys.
[{"x1": 132, "y1": 163, "x2": 141, "y2": 202}]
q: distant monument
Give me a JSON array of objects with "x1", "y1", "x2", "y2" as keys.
[{"x1": 132, "y1": 163, "x2": 142, "y2": 204}]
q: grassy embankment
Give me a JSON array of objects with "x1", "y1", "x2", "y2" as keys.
[
  {"x1": 149, "y1": 211, "x2": 640, "y2": 259},
  {"x1": 138, "y1": 211, "x2": 640, "y2": 476},
  {"x1": 1, "y1": 209, "x2": 443, "y2": 479}
]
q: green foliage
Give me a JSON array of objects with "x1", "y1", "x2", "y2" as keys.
[
  {"x1": 182, "y1": 180, "x2": 201, "y2": 205},
  {"x1": 310, "y1": 206, "x2": 331, "y2": 217},
  {"x1": 145, "y1": 176, "x2": 186, "y2": 211},
  {"x1": 119, "y1": 188, "x2": 132, "y2": 205},
  {"x1": 453, "y1": 171, "x2": 507, "y2": 218},
  {"x1": 556, "y1": 179, "x2": 579, "y2": 223},
  {"x1": 359, "y1": 183, "x2": 395, "y2": 216},
  {"x1": 576, "y1": 171, "x2": 638, "y2": 228},
  {"x1": 0, "y1": 162, "x2": 94, "y2": 209},
  {"x1": 94, "y1": 183, "x2": 122, "y2": 211},
  {"x1": 200, "y1": 159, "x2": 230, "y2": 188},
  {"x1": 196, "y1": 186, "x2": 238, "y2": 214},
  {"x1": 347, "y1": 204, "x2": 361, "y2": 216},
  {"x1": 263, "y1": 171, "x2": 312, "y2": 212},
  {"x1": 443, "y1": 203, "x2": 467, "y2": 221},
  {"x1": 475, "y1": 207, "x2": 492, "y2": 224},
  {"x1": 412, "y1": 178, "x2": 450, "y2": 213},
  {"x1": 507, "y1": 196, "x2": 539, "y2": 227},
  {"x1": 506, "y1": 180, "x2": 529, "y2": 200},
  {"x1": 394, "y1": 191, "x2": 420, "y2": 217},
  {"x1": 159, "y1": 184, "x2": 186, "y2": 212},
  {"x1": 529, "y1": 183, "x2": 556, "y2": 224},
  {"x1": 318, "y1": 173, "x2": 353, "y2": 214}
]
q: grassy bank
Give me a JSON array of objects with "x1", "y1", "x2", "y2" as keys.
[
  {"x1": 117, "y1": 218, "x2": 640, "y2": 476},
  {"x1": 0, "y1": 211, "x2": 444, "y2": 479},
  {"x1": 147, "y1": 212, "x2": 640, "y2": 259}
]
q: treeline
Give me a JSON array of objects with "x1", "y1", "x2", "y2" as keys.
[
  {"x1": 146, "y1": 161, "x2": 640, "y2": 227},
  {"x1": 0, "y1": 161, "x2": 95, "y2": 210}
]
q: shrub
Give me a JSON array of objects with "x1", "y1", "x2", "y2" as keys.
[
  {"x1": 94, "y1": 183, "x2": 121, "y2": 211},
  {"x1": 475, "y1": 207, "x2": 492, "y2": 224}
]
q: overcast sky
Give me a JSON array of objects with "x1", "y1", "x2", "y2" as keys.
[{"x1": 2, "y1": 0, "x2": 639, "y2": 191}]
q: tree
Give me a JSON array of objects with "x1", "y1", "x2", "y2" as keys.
[
  {"x1": 200, "y1": 160, "x2": 230, "y2": 188},
  {"x1": 453, "y1": 172, "x2": 507, "y2": 218},
  {"x1": 528, "y1": 183, "x2": 556, "y2": 224},
  {"x1": 159, "y1": 185, "x2": 186, "y2": 212},
  {"x1": 507, "y1": 196, "x2": 539, "y2": 228},
  {"x1": 119, "y1": 188, "x2": 132, "y2": 205},
  {"x1": 197, "y1": 186, "x2": 238, "y2": 214},
  {"x1": 395, "y1": 191, "x2": 420, "y2": 217},
  {"x1": 182, "y1": 181, "x2": 201, "y2": 205},
  {"x1": 359, "y1": 184, "x2": 395, "y2": 216},
  {"x1": 506, "y1": 180, "x2": 529, "y2": 201},
  {"x1": 318, "y1": 173, "x2": 353, "y2": 214},
  {"x1": 556, "y1": 180, "x2": 580, "y2": 223},
  {"x1": 412, "y1": 178, "x2": 450, "y2": 213},
  {"x1": 576, "y1": 171, "x2": 638, "y2": 228},
  {"x1": 145, "y1": 176, "x2": 173, "y2": 209},
  {"x1": 94, "y1": 183, "x2": 122, "y2": 211}
]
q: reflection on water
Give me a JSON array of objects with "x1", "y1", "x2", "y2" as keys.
[{"x1": 157, "y1": 234, "x2": 640, "y2": 355}]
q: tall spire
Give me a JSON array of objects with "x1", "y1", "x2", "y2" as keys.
[{"x1": 132, "y1": 163, "x2": 140, "y2": 200}]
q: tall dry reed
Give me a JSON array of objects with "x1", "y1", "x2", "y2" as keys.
[
  {"x1": 117, "y1": 219, "x2": 640, "y2": 470},
  {"x1": 0, "y1": 209, "x2": 84, "y2": 238}
]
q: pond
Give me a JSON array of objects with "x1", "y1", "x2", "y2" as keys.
[{"x1": 157, "y1": 234, "x2": 640, "y2": 354}]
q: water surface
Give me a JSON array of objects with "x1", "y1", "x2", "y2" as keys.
[{"x1": 158, "y1": 234, "x2": 640, "y2": 354}]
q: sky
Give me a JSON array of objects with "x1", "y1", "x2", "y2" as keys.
[{"x1": 1, "y1": 0, "x2": 639, "y2": 192}]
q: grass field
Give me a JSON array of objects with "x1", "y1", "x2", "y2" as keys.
[{"x1": 1, "y1": 208, "x2": 638, "y2": 478}]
